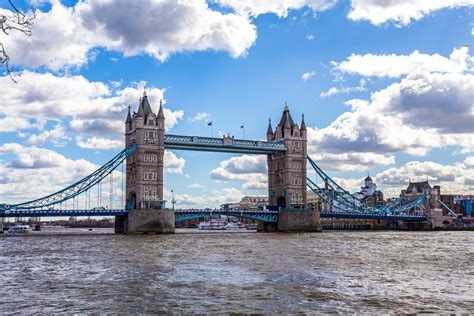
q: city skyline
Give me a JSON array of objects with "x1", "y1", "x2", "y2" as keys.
[{"x1": 0, "y1": 0, "x2": 473, "y2": 208}]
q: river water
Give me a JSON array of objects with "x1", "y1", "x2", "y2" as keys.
[{"x1": 1, "y1": 229, "x2": 473, "y2": 314}]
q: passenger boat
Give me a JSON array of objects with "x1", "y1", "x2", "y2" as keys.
[
  {"x1": 226, "y1": 221, "x2": 241, "y2": 230},
  {"x1": 7, "y1": 224, "x2": 32, "y2": 235},
  {"x1": 246, "y1": 223, "x2": 258, "y2": 230},
  {"x1": 198, "y1": 218, "x2": 227, "y2": 230}
]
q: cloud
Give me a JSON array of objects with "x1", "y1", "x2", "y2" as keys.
[
  {"x1": 164, "y1": 151, "x2": 185, "y2": 174},
  {"x1": 189, "y1": 112, "x2": 210, "y2": 122},
  {"x1": 305, "y1": 34, "x2": 315, "y2": 40},
  {"x1": 308, "y1": 73, "x2": 473, "y2": 167},
  {"x1": 368, "y1": 72, "x2": 474, "y2": 134},
  {"x1": 0, "y1": 143, "x2": 98, "y2": 203},
  {"x1": 309, "y1": 47, "x2": 474, "y2": 170},
  {"x1": 309, "y1": 151, "x2": 395, "y2": 172},
  {"x1": 0, "y1": 116, "x2": 34, "y2": 132},
  {"x1": 70, "y1": 119, "x2": 124, "y2": 138},
  {"x1": 301, "y1": 71, "x2": 315, "y2": 81},
  {"x1": 210, "y1": 155, "x2": 267, "y2": 190},
  {"x1": 217, "y1": 0, "x2": 337, "y2": 18},
  {"x1": 76, "y1": 136, "x2": 123, "y2": 150},
  {"x1": 27, "y1": 124, "x2": 70, "y2": 146},
  {"x1": 374, "y1": 159, "x2": 474, "y2": 196},
  {"x1": 320, "y1": 79, "x2": 367, "y2": 97},
  {"x1": 0, "y1": 4, "x2": 94, "y2": 71},
  {"x1": 1, "y1": 1, "x2": 257, "y2": 71},
  {"x1": 242, "y1": 181, "x2": 268, "y2": 190},
  {"x1": 333, "y1": 47, "x2": 473, "y2": 78},
  {"x1": 309, "y1": 158, "x2": 474, "y2": 199},
  {"x1": 347, "y1": 0, "x2": 474, "y2": 26},
  {"x1": 173, "y1": 187, "x2": 244, "y2": 209},
  {"x1": 188, "y1": 183, "x2": 204, "y2": 189},
  {"x1": 0, "y1": 71, "x2": 184, "y2": 149}
]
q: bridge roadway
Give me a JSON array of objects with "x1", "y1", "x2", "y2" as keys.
[
  {"x1": 0, "y1": 208, "x2": 427, "y2": 222},
  {"x1": 164, "y1": 134, "x2": 287, "y2": 154}
]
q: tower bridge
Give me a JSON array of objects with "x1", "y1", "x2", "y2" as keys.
[{"x1": 0, "y1": 92, "x2": 441, "y2": 233}]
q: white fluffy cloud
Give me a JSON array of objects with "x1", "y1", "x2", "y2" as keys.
[
  {"x1": 348, "y1": 0, "x2": 474, "y2": 26},
  {"x1": 320, "y1": 79, "x2": 367, "y2": 98},
  {"x1": 173, "y1": 187, "x2": 244, "y2": 209},
  {"x1": 309, "y1": 72, "x2": 474, "y2": 163},
  {"x1": 301, "y1": 71, "x2": 315, "y2": 81},
  {"x1": 164, "y1": 151, "x2": 186, "y2": 174},
  {"x1": 0, "y1": 143, "x2": 187, "y2": 205},
  {"x1": 0, "y1": 71, "x2": 184, "y2": 149},
  {"x1": 310, "y1": 151, "x2": 395, "y2": 172},
  {"x1": 27, "y1": 124, "x2": 70, "y2": 146},
  {"x1": 374, "y1": 159, "x2": 474, "y2": 197},
  {"x1": 312, "y1": 158, "x2": 474, "y2": 199},
  {"x1": 1, "y1": 1, "x2": 257, "y2": 71},
  {"x1": 189, "y1": 112, "x2": 210, "y2": 122},
  {"x1": 310, "y1": 47, "x2": 474, "y2": 171},
  {"x1": 334, "y1": 47, "x2": 473, "y2": 78},
  {"x1": 217, "y1": 0, "x2": 336, "y2": 17},
  {"x1": 76, "y1": 136, "x2": 123, "y2": 150},
  {"x1": 210, "y1": 155, "x2": 267, "y2": 190},
  {"x1": 0, "y1": 143, "x2": 98, "y2": 204}
]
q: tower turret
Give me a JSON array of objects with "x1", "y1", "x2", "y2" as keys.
[
  {"x1": 157, "y1": 99, "x2": 165, "y2": 130},
  {"x1": 300, "y1": 114, "x2": 307, "y2": 139},
  {"x1": 266, "y1": 118, "x2": 273, "y2": 141}
]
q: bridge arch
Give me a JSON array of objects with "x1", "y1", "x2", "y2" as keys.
[{"x1": 277, "y1": 196, "x2": 286, "y2": 209}]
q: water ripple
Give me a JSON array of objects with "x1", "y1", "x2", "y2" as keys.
[{"x1": 0, "y1": 229, "x2": 473, "y2": 313}]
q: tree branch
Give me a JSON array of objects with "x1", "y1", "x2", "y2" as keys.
[{"x1": 0, "y1": 0, "x2": 36, "y2": 82}]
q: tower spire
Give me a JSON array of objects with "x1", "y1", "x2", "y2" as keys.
[
  {"x1": 137, "y1": 99, "x2": 145, "y2": 117},
  {"x1": 267, "y1": 118, "x2": 273, "y2": 135},
  {"x1": 158, "y1": 99, "x2": 165, "y2": 119},
  {"x1": 126, "y1": 104, "x2": 132, "y2": 123},
  {"x1": 300, "y1": 113, "x2": 306, "y2": 131}
]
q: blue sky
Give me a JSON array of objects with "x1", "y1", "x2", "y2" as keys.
[{"x1": 0, "y1": 0, "x2": 473, "y2": 208}]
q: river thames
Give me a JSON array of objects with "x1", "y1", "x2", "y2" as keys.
[{"x1": 1, "y1": 229, "x2": 473, "y2": 314}]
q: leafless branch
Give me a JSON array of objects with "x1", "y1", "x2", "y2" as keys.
[{"x1": 0, "y1": 0, "x2": 36, "y2": 82}]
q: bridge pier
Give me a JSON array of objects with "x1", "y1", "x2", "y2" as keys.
[
  {"x1": 257, "y1": 209, "x2": 322, "y2": 232},
  {"x1": 277, "y1": 209, "x2": 322, "y2": 232},
  {"x1": 115, "y1": 210, "x2": 175, "y2": 234},
  {"x1": 257, "y1": 221, "x2": 278, "y2": 232}
]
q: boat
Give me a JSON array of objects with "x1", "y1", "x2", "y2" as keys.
[
  {"x1": 7, "y1": 224, "x2": 32, "y2": 235},
  {"x1": 198, "y1": 218, "x2": 227, "y2": 230},
  {"x1": 246, "y1": 223, "x2": 258, "y2": 230},
  {"x1": 226, "y1": 221, "x2": 241, "y2": 230}
]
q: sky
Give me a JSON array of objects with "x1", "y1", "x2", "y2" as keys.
[{"x1": 0, "y1": 0, "x2": 473, "y2": 209}]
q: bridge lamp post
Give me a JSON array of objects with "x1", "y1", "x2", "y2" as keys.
[{"x1": 171, "y1": 190, "x2": 176, "y2": 211}]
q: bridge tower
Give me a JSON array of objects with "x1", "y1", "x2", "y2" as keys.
[
  {"x1": 117, "y1": 92, "x2": 174, "y2": 234},
  {"x1": 125, "y1": 91, "x2": 165, "y2": 210},
  {"x1": 267, "y1": 104, "x2": 307, "y2": 209},
  {"x1": 265, "y1": 104, "x2": 321, "y2": 232}
]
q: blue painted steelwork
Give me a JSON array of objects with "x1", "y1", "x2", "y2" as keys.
[
  {"x1": 164, "y1": 134, "x2": 286, "y2": 154},
  {"x1": 0, "y1": 209, "x2": 128, "y2": 218},
  {"x1": 175, "y1": 209, "x2": 278, "y2": 223},
  {"x1": 320, "y1": 211, "x2": 426, "y2": 221},
  {"x1": 307, "y1": 154, "x2": 427, "y2": 220},
  {"x1": 0, "y1": 144, "x2": 136, "y2": 211}
]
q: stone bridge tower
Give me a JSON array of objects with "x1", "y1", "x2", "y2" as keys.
[
  {"x1": 117, "y1": 92, "x2": 174, "y2": 234},
  {"x1": 267, "y1": 104, "x2": 307, "y2": 209},
  {"x1": 125, "y1": 91, "x2": 165, "y2": 210}
]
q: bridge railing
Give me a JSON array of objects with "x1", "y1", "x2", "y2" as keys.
[{"x1": 164, "y1": 134, "x2": 287, "y2": 154}]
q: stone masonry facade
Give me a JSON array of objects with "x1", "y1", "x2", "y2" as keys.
[
  {"x1": 125, "y1": 91, "x2": 165, "y2": 210},
  {"x1": 267, "y1": 104, "x2": 307, "y2": 209}
]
